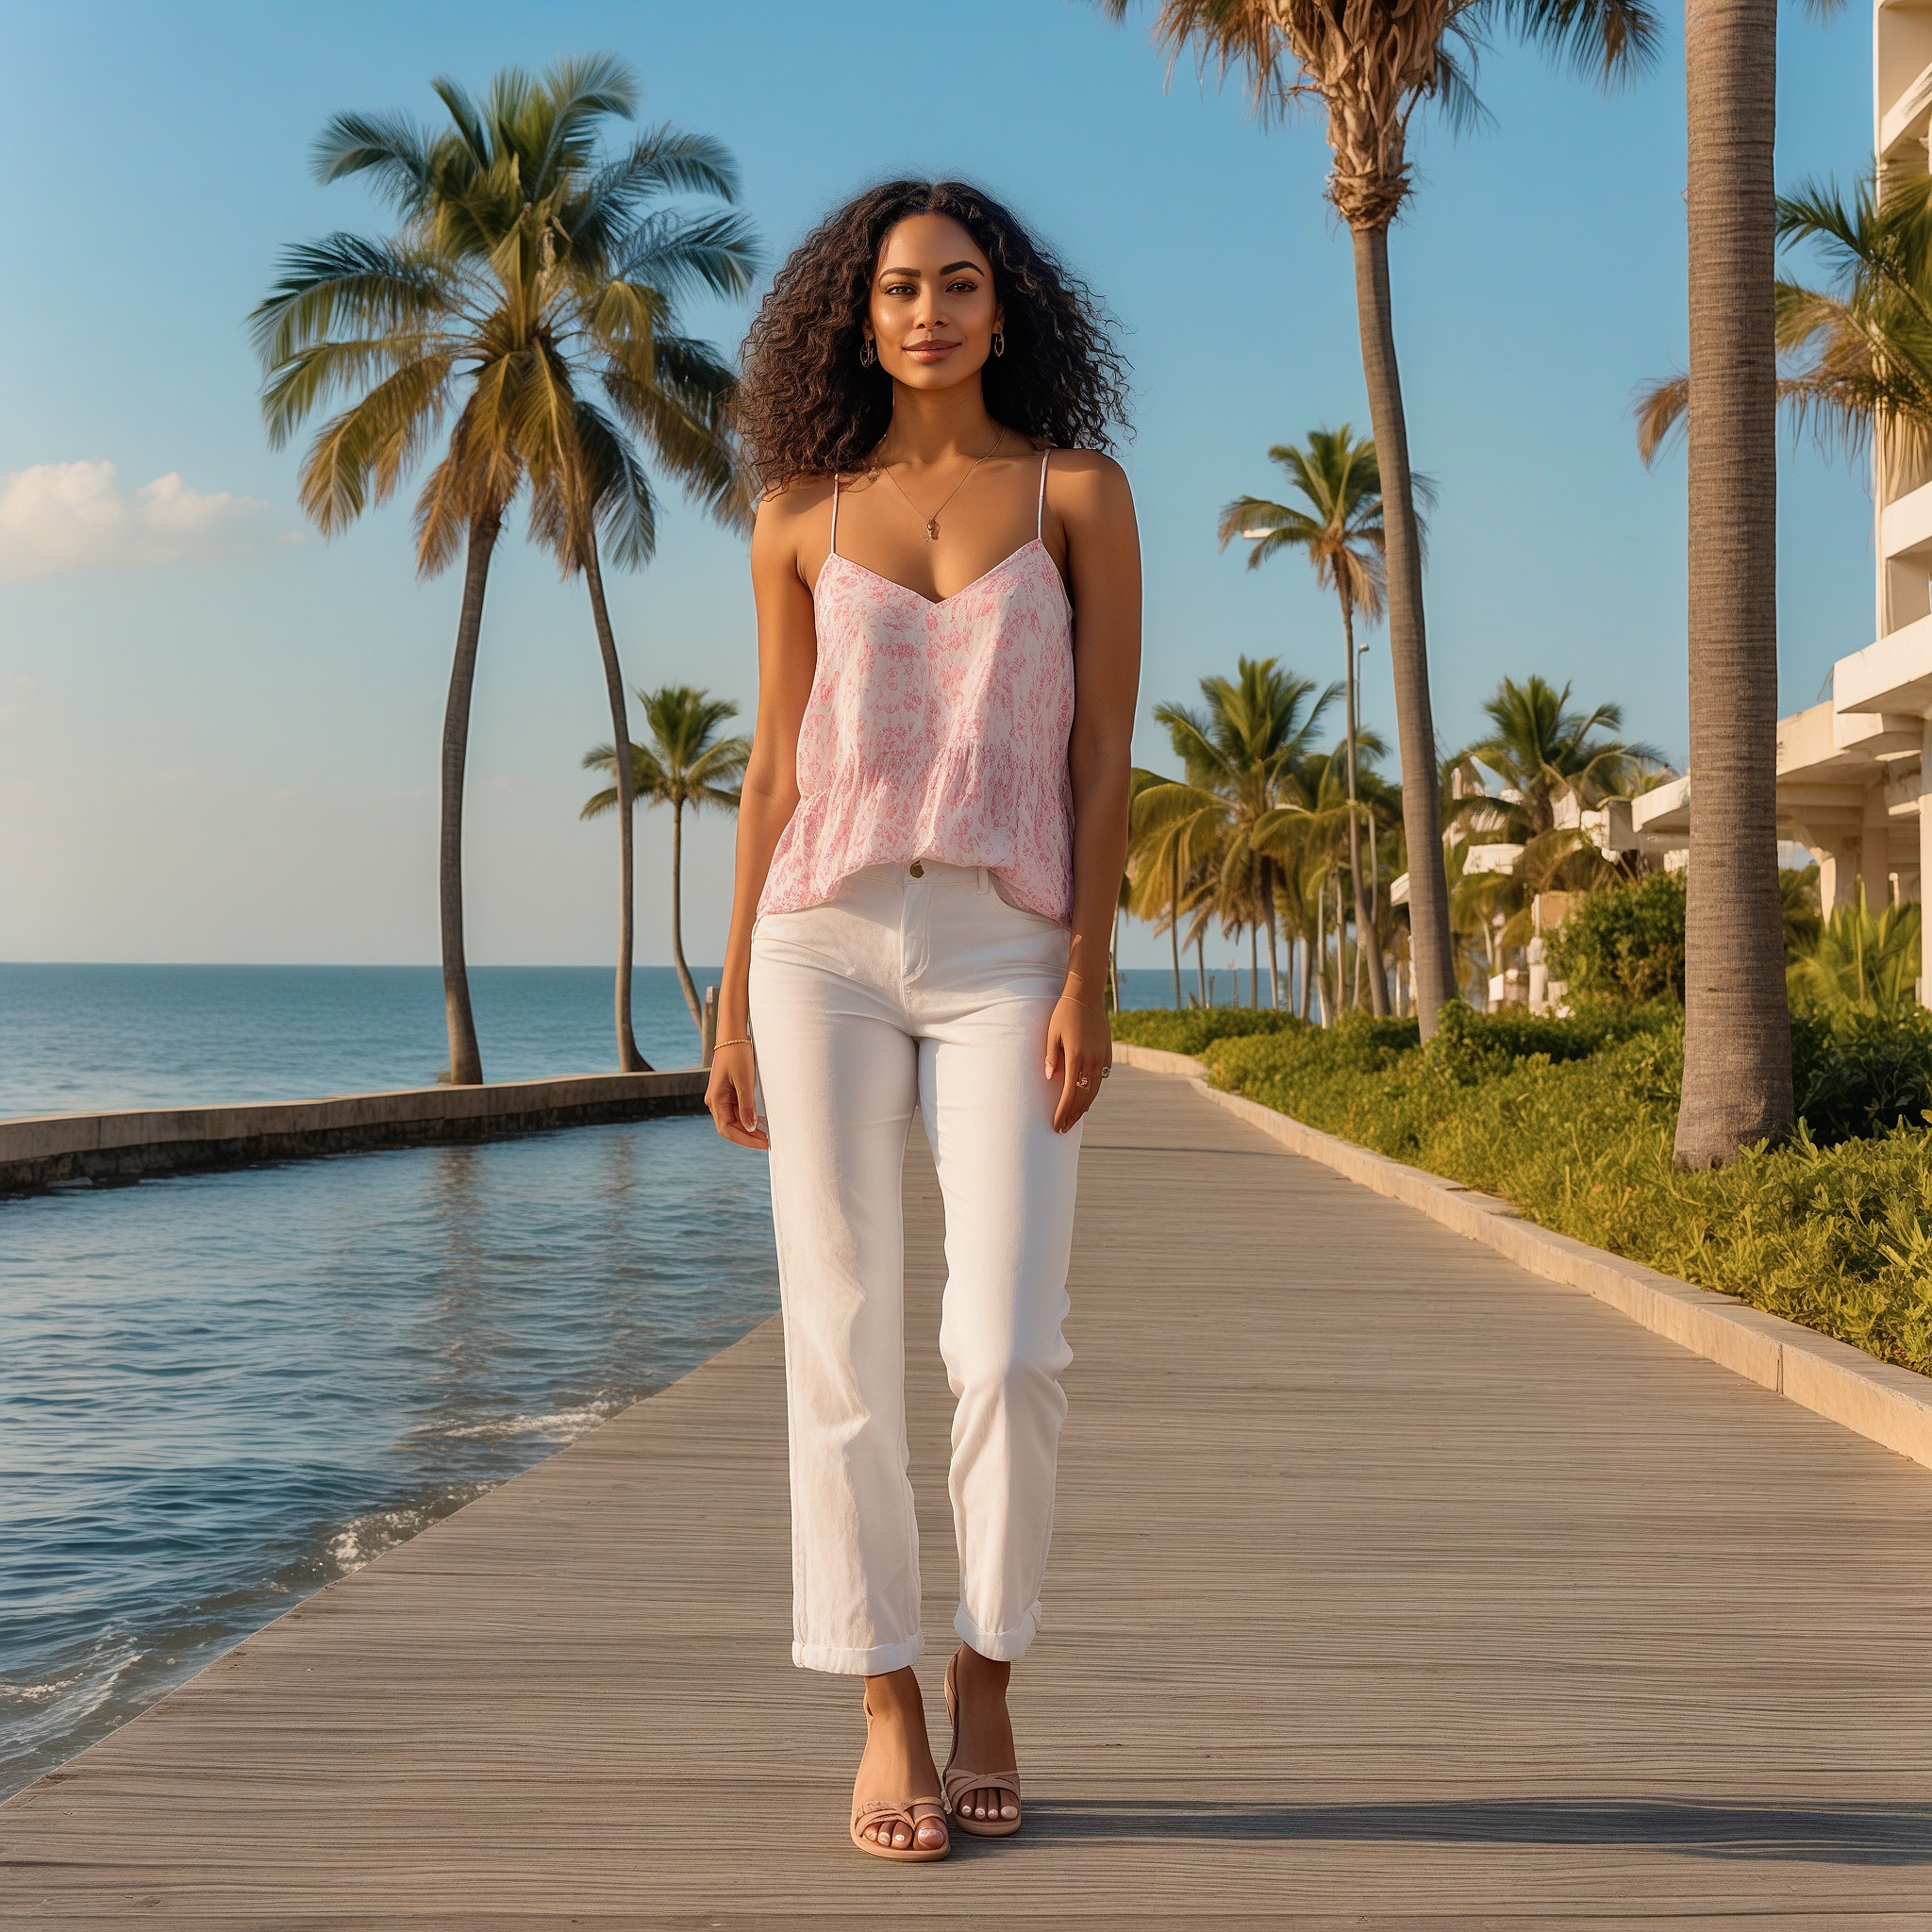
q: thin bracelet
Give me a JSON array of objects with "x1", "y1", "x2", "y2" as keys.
[
  {"x1": 713, "y1": 1036, "x2": 753, "y2": 1051},
  {"x1": 1056, "y1": 993, "x2": 1108, "y2": 1011}
]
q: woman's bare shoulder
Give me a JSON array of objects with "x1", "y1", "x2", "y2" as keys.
[
  {"x1": 752, "y1": 475, "x2": 840, "y2": 573},
  {"x1": 1045, "y1": 449, "x2": 1135, "y2": 522},
  {"x1": 756, "y1": 474, "x2": 840, "y2": 532}
]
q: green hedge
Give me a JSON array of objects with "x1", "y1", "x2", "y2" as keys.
[
  {"x1": 1109, "y1": 1007, "x2": 1308, "y2": 1057},
  {"x1": 1125, "y1": 1003, "x2": 1932, "y2": 1377}
]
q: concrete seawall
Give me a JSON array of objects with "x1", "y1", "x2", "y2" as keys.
[{"x1": 0, "y1": 1069, "x2": 711, "y2": 1195}]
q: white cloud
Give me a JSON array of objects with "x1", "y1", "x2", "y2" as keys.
[{"x1": 0, "y1": 460, "x2": 268, "y2": 578}]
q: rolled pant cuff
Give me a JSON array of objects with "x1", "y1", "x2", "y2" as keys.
[
  {"x1": 953, "y1": 1602, "x2": 1041, "y2": 1663},
  {"x1": 792, "y1": 1632, "x2": 924, "y2": 1676}
]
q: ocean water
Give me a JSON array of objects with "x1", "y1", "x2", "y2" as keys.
[
  {"x1": 0, "y1": 963, "x2": 722, "y2": 1118},
  {"x1": 0, "y1": 965, "x2": 774, "y2": 1802},
  {"x1": 0, "y1": 958, "x2": 1260, "y2": 1804}
]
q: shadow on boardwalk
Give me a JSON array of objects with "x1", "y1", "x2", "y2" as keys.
[
  {"x1": 1036, "y1": 1797, "x2": 1932, "y2": 1861},
  {"x1": 4, "y1": 1069, "x2": 1930, "y2": 1926}
]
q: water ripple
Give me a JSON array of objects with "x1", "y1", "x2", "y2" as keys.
[{"x1": 0, "y1": 1115, "x2": 777, "y2": 1799}]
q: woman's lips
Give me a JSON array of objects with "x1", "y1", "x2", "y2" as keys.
[{"x1": 903, "y1": 339, "x2": 959, "y2": 358}]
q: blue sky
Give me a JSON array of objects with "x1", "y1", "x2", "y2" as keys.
[{"x1": 0, "y1": 0, "x2": 1872, "y2": 969}]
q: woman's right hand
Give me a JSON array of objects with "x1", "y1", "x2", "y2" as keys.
[{"x1": 707, "y1": 1043, "x2": 768, "y2": 1150}]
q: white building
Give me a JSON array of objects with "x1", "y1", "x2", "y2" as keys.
[
  {"x1": 1628, "y1": 7, "x2": 1928, "y2": 980},
  {"x1": 1769, "y1": 0, "x2": 1932, "y2": 932}
]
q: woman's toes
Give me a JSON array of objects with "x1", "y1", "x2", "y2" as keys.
[
  {"x1": 1000, "y1": 1797, "x2": 1020, "y2": 1819},
  {"x1": 915, "y1": 1817, "x2": 947, "y2": 1850}
]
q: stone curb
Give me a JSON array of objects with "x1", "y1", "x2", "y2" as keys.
[
  {"x1": 0, "y1": 1069, "x2": 710, "y2": 1195},
  {"x1": 1113, "y1": 1041, "x2": 1932, "y2": 1474}
]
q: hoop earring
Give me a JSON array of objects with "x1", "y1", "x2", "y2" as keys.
[
  {"x1": 991, "y1": 329, "x2": 1006, "y2": 358},
  {"x1": 859, "y1": 335, "x2": 876, "y2": 367}
]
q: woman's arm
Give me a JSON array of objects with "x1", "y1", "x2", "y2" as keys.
[
  {"x1": 706, "y1": 487, "x2": 823, "y2": 1150},
  {"x1": 1046, "y1": 452, "x2": 1141, "y2": 1134}
]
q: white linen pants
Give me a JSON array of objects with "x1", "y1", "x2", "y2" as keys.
[{"x1": 749, "y1": 860, "x2": 1082, "y2": 1674}]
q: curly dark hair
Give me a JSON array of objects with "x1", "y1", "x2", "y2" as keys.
[{"x1": 737, "y1": 179, "x2": 1130, "y2": 492}]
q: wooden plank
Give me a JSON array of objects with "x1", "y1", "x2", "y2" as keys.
[{"x1": 3, "y1": 1068, "x2": 1929, "y2": 1924}]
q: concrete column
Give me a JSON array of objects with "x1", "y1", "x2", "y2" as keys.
[
  {"x1": 1921, "y1": 720, "x2": 1932, "y2": 1006},
  {"x1": 1818, "y1": 845, "x2": 1858, "y2": 914},
  {"x1": 1864, "y1": 783, "x2": 1893, "y2": 909}
]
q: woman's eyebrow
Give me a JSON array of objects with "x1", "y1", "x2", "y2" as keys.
[{"x1": 875, "y1": 258, "x2": 986, "y2": 281}]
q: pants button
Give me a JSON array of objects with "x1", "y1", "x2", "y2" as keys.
[{"x1": 909, "y1": 861, "x2": 924, "y2": 877}]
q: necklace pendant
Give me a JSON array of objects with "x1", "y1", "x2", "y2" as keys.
[{"x1": 925, "y1": 518, "x2": 940, "y2": 541}]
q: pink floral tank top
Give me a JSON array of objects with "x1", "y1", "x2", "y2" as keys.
[{"x1": 758, "y1": 450, "x2": 1075, "y2": 925}]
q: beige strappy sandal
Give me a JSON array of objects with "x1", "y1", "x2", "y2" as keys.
[
  {"x1": 850, "y1": 1694, "x2": 950, "y2": 1862},
  {"x1": 942, "y1": 1648, "x2": 1024, "y2": 1838},
  {"x1": 849, "y1": 1795, "x2": 950, "y2": 1861}
]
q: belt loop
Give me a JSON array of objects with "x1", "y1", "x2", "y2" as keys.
[{"x1": 976, "y1": 867, "x2": 990, "y2": 894}]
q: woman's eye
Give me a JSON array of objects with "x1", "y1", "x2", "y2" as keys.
[{"x1": 882, "y1": 281, "x2": 916, "y2": 296}]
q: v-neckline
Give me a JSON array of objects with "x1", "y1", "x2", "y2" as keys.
[{"x1": 820, "y1": 540, "x2": 1061, "y2": 611}]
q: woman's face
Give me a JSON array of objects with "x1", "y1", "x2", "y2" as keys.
[{"x1": 865, "y1": 213, "x2": 1002, "y2": 393}]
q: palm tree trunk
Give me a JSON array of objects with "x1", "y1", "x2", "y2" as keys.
[
  {"x1": 1351, "y1": 224, "x2": 1455, "y2": 1037},
  {"x1": 1299, "y1": 932, "x2": 1312, "y2": 1021},
  {"x1": 438, "y1": 511, "x2": 497, "y2": 1087},
  {"x1": 1315, "y1": 885, "x2": 1328, "y2": 1024},
  {"x1": 1196, "y1": 927, "x2": 1208, "y2": 1008},
  {"x1": 1261, "y1": 858, "x2": 1281, "y2": 1008},
  {"x1": 1341, "y1": 596, "x2": 1391, "y2": 1019},
  {"x1": 1674, "y1": 0, "x2": 1793, "y2": 1165},
  {"x1": 582, "y1": 538, "x2": 648, "y2": 1073},
  {"x1": 669, "y1": 798, "x2": 702, "y2": 1030},
  {"x1": 1248, "y1": 922, "x2": 1259, "y2": 1008},
  {"x1": 1170, "y1": 842, "x2": 1183, "y2": 1010}
]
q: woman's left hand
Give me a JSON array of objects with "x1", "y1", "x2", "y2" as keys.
[{"x1": 1045, "y1": 996, "x2": 1112, "y2": 1134}]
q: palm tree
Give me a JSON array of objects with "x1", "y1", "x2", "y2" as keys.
[
  {"x1": 1153, "y1": 658, "x2": 1339, "y2": 1011},
  {"x1": 1102, "y1": 0, "x2": 1657, "y2": 1040},
  {"x1": 1128, "y1": 766, "x2": 1228, "y2": 1008},
  {"x1": 583, "y1": 684, "x2": 750, "y2": 1034},
  {"x1": 1441, "y1": 680, "x2": 1659, "y2": 1002},
  {"x1": 1670, "y1": 0, "x2": 1803, "y2": 1162},
  {"x1": 1451, "y1": 675, "x2": 1661, "y2": 856},
  {"x1": 1638, "y1": 174, "x2": 1932, "y2": 493},
  {"x1": 1222, "y1": 425, "x2": 1392, "y2": 1013},
  {"x1": 253, "y1": 56, "x2": 754, "y2": 1082},
  {"x1": 1260, "y1": 726, "x2": 1392, "y2": 1016}
]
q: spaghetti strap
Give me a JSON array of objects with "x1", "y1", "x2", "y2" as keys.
[
  {"x1": 1036, "y1": 449, "x2": 1050, "y2": 539},
  {"x1": 829, "y1": 473, "x2": 841, "y2": 558}
]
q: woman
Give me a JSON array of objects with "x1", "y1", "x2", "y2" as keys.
[{"x1": 708, "y1": 179, "x2": 1140, "y2": 1863}]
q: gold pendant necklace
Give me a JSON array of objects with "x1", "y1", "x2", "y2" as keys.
[{"x1": 875, "y1": 428, "x2": 1005, "y2": 541}]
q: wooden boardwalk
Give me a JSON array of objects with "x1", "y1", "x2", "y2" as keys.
[{"x1": 5, "y1": 1067, "x2": 1930, "y2": 1927}]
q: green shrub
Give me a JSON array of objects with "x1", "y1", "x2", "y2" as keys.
[
  {"x1": 1788, "y1": 901, "x2": 1924, "y2": 1019},
  {"x1": 1791, "y1": 1008, "x2": 1932, "y2": 1141},
  {"x1": 1110, "y1": 1007, "x2": 1307, "y2": 1056},
  {"x1": 1544, "y1": 871, "x2": 1686, "y2": 1004},
  {"x1": 1196, "y1": 1009, "x2": 1932, "y2": 1376}
]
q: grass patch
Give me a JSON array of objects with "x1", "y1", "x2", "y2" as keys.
[{"x1": 1118, "y1": 1002, "x2": 1932, "y2": 1377}]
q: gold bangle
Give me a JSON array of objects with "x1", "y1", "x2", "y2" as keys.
[
  {"x1": 1056, "y1": 993, "x2": 1108, "y2": 1012},
  {"x1": 713, "y1": 1036, "x2": 753, "y2": 1051}
]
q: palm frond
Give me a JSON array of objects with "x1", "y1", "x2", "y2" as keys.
[
  {"x1": 310, "y1": 110, "x2": 437, "y2": 206},
  {"x1": 609, "y1": 208, "x2": 760, "y2": 303},
  {"x1": 1494, "y1": 0, "x2": 1663, "y2": 87}
]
